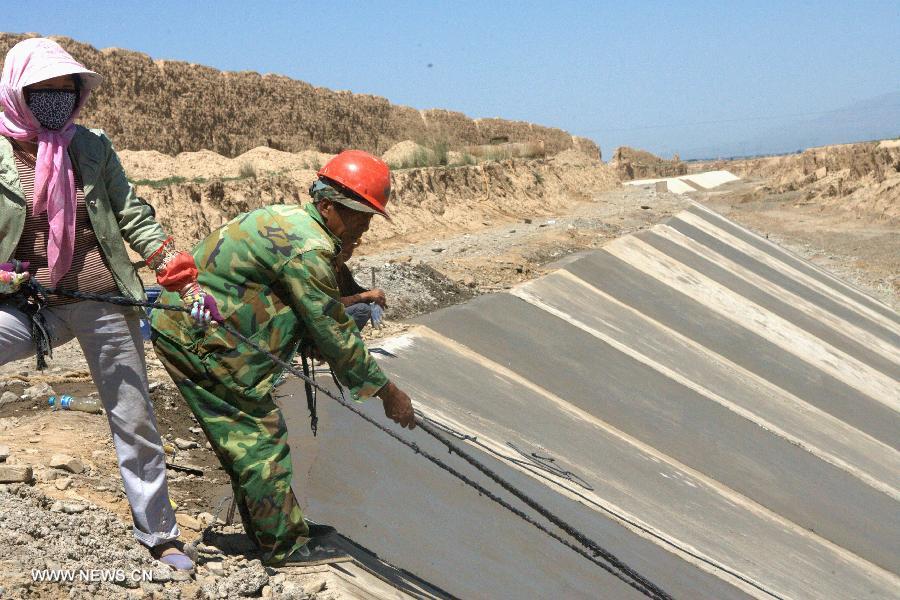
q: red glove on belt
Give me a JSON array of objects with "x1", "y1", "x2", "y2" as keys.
[{"x1": 147, "y1": 238, "x2": 222, "y2": 326}]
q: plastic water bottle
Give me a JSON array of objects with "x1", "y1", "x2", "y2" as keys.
[{"x1": 48, "y1": 395, "x2": 103, "y2": 415}]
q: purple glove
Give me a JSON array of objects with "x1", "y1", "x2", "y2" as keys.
[{"x1": 180, "y1": 281, "x2": 224, "y2": 327}]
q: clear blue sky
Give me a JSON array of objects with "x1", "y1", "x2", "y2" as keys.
[{"x1": 7, "y1": 1, "x2": 899, "y2": 158}]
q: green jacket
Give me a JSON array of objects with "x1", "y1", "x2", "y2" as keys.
[
  {"x1": 150, "y1": 203, "x2": 388, "y2": 402},
  {"x1": 0, "y1": 126, "x2": 166, "y2": 301}
]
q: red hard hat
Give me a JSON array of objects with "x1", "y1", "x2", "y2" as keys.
[{"x1": 317, "y1": 150, "x2": 391, "y2": 218}]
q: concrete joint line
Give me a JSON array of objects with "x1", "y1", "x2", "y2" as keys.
[
  {"x1": 688, "y1": 200, "x2": 899, "y2": 316},
  {"x1": 511, "y1": 276, "x2": 899, "y2": 501},
  {"x1": 677, "y1": 208, "x2": 900, "y2": 337},
  {"x1": 603, "y1": 235, "x2": 898, "y2": 409},
  {"x1": 404, "y1": 326, "x2": 899, "y2": 588},
  {"x1": 650, "y1": 223, "x2": 900, "y2": 367},
  {"x1": 410, "y1": 402, "x2": 773, "y2": 600}
]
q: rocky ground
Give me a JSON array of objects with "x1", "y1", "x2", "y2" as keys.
[{"x1": 0, "y1": 176, "x2": 896, "y2": 599}]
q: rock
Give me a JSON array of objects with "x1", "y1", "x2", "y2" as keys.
[
  {"x1": 280, "y1": 581, "x2": 306, "y2": 597},
  {"x1": 150, "y1": 568, "x2": 172, "y2": 583},
  {"x1": 35, "y1": 468, "x2": 62, "y2": 482},
  {"x1": 197, "y1": 543, "x2": 223, "y2": 555},
  {"x1": 206, "y1": 561, "x2": 226, "y2": 576},
  {"x1": 0, "y1": 444, "x2": 9, "y2": 462},
  {"x1": 236, "y1": 571, "x2": 269, "y2": 596},
  {"x1": 431, "y1": 247, "x2": 445, "y2": 253},
  {"x1": 171, "y1": 570, "x2": 193, "y2": 582},
  {"x1": 49, "y1": 454, "x2": 84, "y2": 474},
  {"x1": 205, "y1": 442, "x2": 212, "y2": 450},
  {"x1": 189, "y1": 426, "x2": 202, "y2": 434},
  {"x1": 21, "y1": 382, "x2": 54, "y2": 400},
  {"x1": 197, "y1": 512, "x2": 218, "y2": 528},
  {"x1": 55, "y1": 477, "x2": 73, "y2": 490},
  {"x1": 304, "y1": 579, "x2": 327, "y2": 594},
  {"x1": 0, "y1": 464, "x2": 32, "y2": 483},
  {"x1": 523, "y1": 218, "x2": 533, "y2": 224},
  {"x1": 174, "y1": 438, "x2": 199, "y2": 450},
  {"x1": 261, "y1": 585, "x2": 273, "y2": 598},
  {"x1": 27, "y1": 437, "x2": 41, "y2": 444},
  {"x1": 148, "y1": 381, "x2": 163, "y2": 392},
  {"x1": 0, "y1": 391, "x2": 18, "y2": 405},
  {"x1": 62, "y1": 502, "x2": 86, "y2": 514},
  {"x1": 177, "y1": 513, "x2": 202, "y2": 531},
  {"x1": 50, "y1": 500, "x2": 63, "y2": 512}
]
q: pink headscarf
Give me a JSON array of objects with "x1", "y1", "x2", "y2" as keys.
[{"x1": 0, "y1": 38, "x2": 102, "y2": 285}]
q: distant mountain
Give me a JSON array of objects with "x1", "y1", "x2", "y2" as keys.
[{"x1": 683, "y1": 91, "x2": 900, "y2": 159}]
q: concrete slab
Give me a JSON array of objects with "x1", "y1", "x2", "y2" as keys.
[
  {"x1": 281, "y1": 380, "x2": 683, "y2": 599},
  {"x1": 378, "y1": 330, "x2": 895, "y2": 599},
  {"x1": 510, "y1": 270, "x2": 899, "y2": 498},
  {"x1": 635, "y1": 229, "x2": 900, "y2": 379},
  {"x1": 686, "y1": 202, "x2": 900, "y2": 326},
  {"x1": 418, "y1": 294, "x2": 899, "y2": 573},
  {"x1": 563, "y1": 252, "x2": 899, "y2": 449},
  {"x1": 644, "y1": 224, "x2": 900, "y2": 370},
  {"x1": 624, "y1": 171, "x2": 740, "y2": 196},
  {"x1": 283, "y1": 205, "x2": 899, "y2": 599},
  {"x1": 665, "y1": 214, "x2": 900, "y2": 346}
]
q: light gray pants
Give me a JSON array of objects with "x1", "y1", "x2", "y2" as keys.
[{"x1": 0, "y1": 300, "x2": 179, "y2": 547}]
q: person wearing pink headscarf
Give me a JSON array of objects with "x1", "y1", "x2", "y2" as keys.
[{"x1": 0, "y1": 37, "x2": 219, "y2": 571}]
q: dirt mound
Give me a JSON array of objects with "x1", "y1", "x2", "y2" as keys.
[
  {"x1": 119, "y1": 146, "x2": 330, "y2": 183},
  {"x1": 0, "y1": 33, "x2": 600, "y2": 159},
  {"x1": 610, "y1": 146, "x2": 687, "y2": 180},
  {"x1": 374, "y1": 262, "x2": 477, "y2": 320},
  {"x1": 694, "y1": 140, "x2": 900, "y2": 223},
  {"x1": 137, "y1": 153, "x2": 620, "y2": 251},
  {"x1": 381, "y1": 141, "x2": 432, "y2": 167}
]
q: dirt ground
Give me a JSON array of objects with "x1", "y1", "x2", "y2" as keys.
[{"x1": 0, "y1": 176, "x2": 896, "y2": 599}]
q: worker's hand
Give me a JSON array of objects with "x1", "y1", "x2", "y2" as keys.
[
  {"x1": 179, "y1": 281, "x2": 223, "y2": 327},
  {"x1": 361, "y1": 288, "x2": 387, "y2": 308},
  {"x1": 377, "y1": 381, "x2": 415, "y2": 429},
  {"x1": 0, "y1": 261, "x2": 30, "y2": 295}
]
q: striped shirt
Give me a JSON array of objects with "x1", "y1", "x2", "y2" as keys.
[{"x1": 12, "y1": 145, "x2": 119, "y2": 306}]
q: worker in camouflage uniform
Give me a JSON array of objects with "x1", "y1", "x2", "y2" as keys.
[{"x1": 150, "y1": 150, "x2": 415, "y2": 565}]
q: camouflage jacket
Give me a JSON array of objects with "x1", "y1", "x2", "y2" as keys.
[{"x1": 150, "y1": 203, "x2": 388, "y2": 402}]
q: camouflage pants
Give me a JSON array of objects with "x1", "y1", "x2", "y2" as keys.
[{"x1": 152, "y1": 335, "x2": 309, "y2": 565}]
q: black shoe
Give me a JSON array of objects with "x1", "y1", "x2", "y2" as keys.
[{"x1": 305, "y1": 519, "x2": 336, "y2": 538}]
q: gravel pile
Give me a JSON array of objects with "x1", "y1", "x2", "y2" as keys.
[
  {"x1": 0, "y1": 485, "x2": 330, "y2": 599},
  {"x1": 360, "y1": 262, "x2": 477, "y2": 320},
  {"x1": 0, "y1": 484, "x2": 177, "y2": 599}
]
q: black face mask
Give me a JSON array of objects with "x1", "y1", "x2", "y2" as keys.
[{"x1": 26, "y1": 89, "x2": 78, "y2": 130}]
